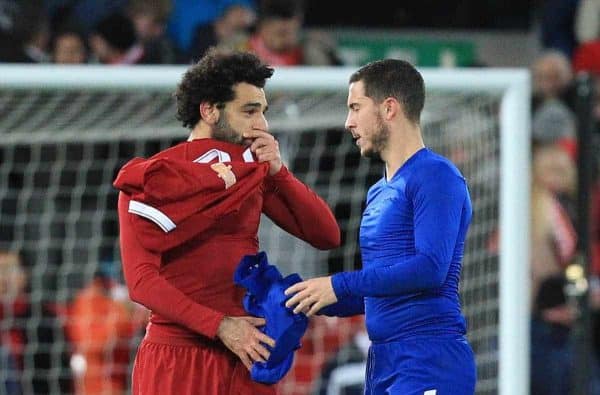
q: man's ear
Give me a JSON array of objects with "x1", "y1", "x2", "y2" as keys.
[
  {"x1": 199, "y1": 102, "x2": 220, "y2": 124},
  {"x1": 382, "y1": 97, "x2": 400, "y2": 121}
]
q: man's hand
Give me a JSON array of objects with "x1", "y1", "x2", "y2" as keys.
[
  {"x1": 243, "y1": 130, "x2": 282, "y2": 176},
  {"x1": 216, "y1": 316, "x2": 275, "y2": 370},
  {"x1": 284, "y1": 276, "x2": 338, "y2": 317}
]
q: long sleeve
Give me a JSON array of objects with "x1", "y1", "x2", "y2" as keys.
[
  {"x1": 332, "y1": 166, "x2": 469, "y2": 298},
  {"x1": 262, "y1": 166, "x2": 340, "y2": 250},
  {"x1": 118, "y1": 192, "x2": 224, "y2": 338}
]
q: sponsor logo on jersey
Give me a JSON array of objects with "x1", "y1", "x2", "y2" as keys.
[{"x1": 210, "y1": 163, "x2": 236, "y2": 189}]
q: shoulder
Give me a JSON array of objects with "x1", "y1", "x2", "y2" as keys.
[
  {"x1": 409, "y1": 149, "x2": 466, "y2": 185},
  {"x1": 149, "y1": 141, "x2": 187, "y2": 160},
  {"x1": 404, "y1": 149, "x2": 468, "y2": 198}
]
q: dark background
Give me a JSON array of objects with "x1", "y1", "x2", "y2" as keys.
[{"x1": 303, "y1": 0, "x2": 536, "y2": 30}]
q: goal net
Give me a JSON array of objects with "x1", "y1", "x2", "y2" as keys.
[{"x1": 0, "y1": 65, "x2": 530, "y2": 395}]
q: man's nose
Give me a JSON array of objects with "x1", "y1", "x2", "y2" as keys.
[
  {"x1": 344, "y1": 113, "x2": 354, "y2": 131},
  {"x1": 255, "y1": 113, "x2": 268, "y2": 131}
]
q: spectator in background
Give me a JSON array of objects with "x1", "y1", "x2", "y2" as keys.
[
  {"x1": 0, "y1": 249, "x2": 73, "y2": 394},
  {"x1": 166, "y1": 0, "x2": 256, "y2": 60},
  {"x1": 189, "y1": 1, "x2": 256, "y2": 62},
  {"x1": 530, "y1": 141, "x2": 578, "y2": 300},
  {"x1": 241, "y1": 0, "x2": 342, "y2": 66},
  {"x1": 531, "y1": 50, "x2": 575, "y2": 111},
  {"x1": 89, "y1": 12, "x2": 163, "y2": 65},
  {"x1": 127, "y1": 0, "x2": 177, "y2": 64},
  {"x1": 51, "y1": 26, "x2": 88, "y2": 64},
  {"x1": 0, "y1": 1, "x2": 51, "y2": 63},
  {"x1": 89, "y1": 12, "x2": 141, "y2": 64},
  {"x1": 483, "y1": 137, "x2": 581, "y2": 393},
  {"x1": 529, "y1": 140, "x2": 579, "y2": 395},
  {"x1": 66, "y1": 261, "x2": 147, "y2": 395}
]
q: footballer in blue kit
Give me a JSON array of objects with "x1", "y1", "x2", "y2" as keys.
[{"x1": 285, "y1": 59, "x2": 477, "y2": 394}]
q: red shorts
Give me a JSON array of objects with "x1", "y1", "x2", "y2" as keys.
[{"x1": 132, "y1": 331, "x2": 278, "y2": 395}]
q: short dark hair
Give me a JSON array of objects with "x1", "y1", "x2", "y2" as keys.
[
  {"x1": 174, "y1": 48, "x2": 274, "y2": 129},
  {"x1": 94, "y1": 13, "x2": 136, "y2": 51},
  {"x1": 349, "y1": 59, "x2": 425, "y2": 124}
]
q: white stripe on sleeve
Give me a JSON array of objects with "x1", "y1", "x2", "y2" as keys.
[{"x1": 128, "y1": 200, "x2": 176, "y2": 233}]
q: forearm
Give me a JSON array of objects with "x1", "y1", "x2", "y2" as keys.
[
  {"x1": 332, "y1": 253, "x2": 448, "y2": 298},
  {"x1": 263, "y1": 166, "x2": 340, "y2": 249}
]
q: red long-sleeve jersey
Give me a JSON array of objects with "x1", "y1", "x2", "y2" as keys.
[{"x1": 114, "y1": 138, "x2": 340, "y2": 341}]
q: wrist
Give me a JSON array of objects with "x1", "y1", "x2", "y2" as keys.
[
  {"x1": 269, "y1": 161, "x2": 283, "y2": 176},
  {"x1": 267, "y1": 163, "x2": 288, "y2": 179},
  {"x1": 216, "y1": 316, "x2": 231, "y2": 339}
]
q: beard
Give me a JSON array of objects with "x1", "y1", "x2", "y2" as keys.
[
  {"x1": 362, "y1": 112, "x2": 390, "y2": 160},
  {"x1": 211, "y1": 114, "x2": 243, "y2": 145}
]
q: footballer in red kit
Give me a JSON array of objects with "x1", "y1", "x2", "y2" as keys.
[{"x1": 114, "y1": 49, "x2": 340, "y2": 394}]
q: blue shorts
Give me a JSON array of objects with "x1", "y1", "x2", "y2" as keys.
[{"x1": 365, "y1": 335, "x2": 476, "y2": 395}]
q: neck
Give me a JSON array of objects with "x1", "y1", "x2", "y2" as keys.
[
  {"x1": 188, "y1": 122, "x2": 212, "y2": 141},
  {"x1": 382, "y1": 124, "x2": 424, "y2": 181}
]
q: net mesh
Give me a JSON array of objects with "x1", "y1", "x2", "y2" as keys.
[{"x1": 0, "y1": 81, "x2": 502, "y2": 394}]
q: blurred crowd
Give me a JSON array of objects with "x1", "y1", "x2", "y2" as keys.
[
  {"x1": 0, "y1": 250, "x2": 148, "y2": 395},
  {"x1": 0, "y1": 0, "x2": 342, "y2": 66},
  {"x1": 526, "y1": 40, "x2": 600, "y2": 393},
  {"x1": 533, "y1": 5, "x2": 600, "y2": 393},
  {"x1": 1, "y1": 0, "x2": 600, "y2": 394}
]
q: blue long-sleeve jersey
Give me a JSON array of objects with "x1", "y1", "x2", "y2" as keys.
[{"x1": 331, "y1": 147, "x2": 472, "y2": 342}]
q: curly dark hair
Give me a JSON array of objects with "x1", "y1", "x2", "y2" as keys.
[{"x1": 174, "y1": 48, "x2": 275, "y2": 129}]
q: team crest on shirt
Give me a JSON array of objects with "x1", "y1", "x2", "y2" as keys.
[{"x1": 210, "y1": 163, "x2": 236, "y2": 189}]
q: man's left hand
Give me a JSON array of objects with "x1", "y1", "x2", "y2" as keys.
[{"x1": 284, "y1": 276, "x2": 338, "y2": 317}]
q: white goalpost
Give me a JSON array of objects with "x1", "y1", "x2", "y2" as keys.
[{"x1": 0, "y1": 64, "x2": 530, "y2": 395}]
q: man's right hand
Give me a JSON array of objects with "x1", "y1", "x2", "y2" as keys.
[
  {"x1": 216, "y1": 316, "x2": 275, "y2": 370},
  {"x1": 243, "y1": 130, "x2": 283, "y2": 176}
]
